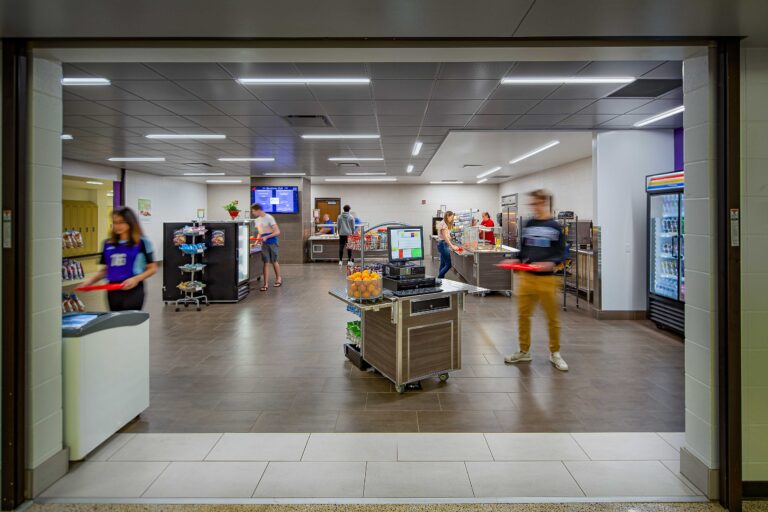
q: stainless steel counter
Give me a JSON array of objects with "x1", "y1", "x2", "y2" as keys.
[{"x1": 450, "y1": 246, "x2": 519, "y2": 295}]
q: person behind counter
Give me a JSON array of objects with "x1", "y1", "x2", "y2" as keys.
[
  {"x1": 436, "y1": 211, "x2": 459, "y2": 279},
  {"x1": 337, "y1": 204, "x2": 355, "y2": 266},
  {"x1": 80, "y1": 206, "x2": 157, "y2": 311},
  {"x1": 504, "y1": 189, "x2": 568, "y2": 372},
  {"x1": 480, "y1": 211, "x2": 495, "y2": 245},
  {"x1": 251, "y1": 203, "x2": 283, "y2": 291},
  {"x1": 317, "y1": 214, "x2": 335, "y2": 235}
]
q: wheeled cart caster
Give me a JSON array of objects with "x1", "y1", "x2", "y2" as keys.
[
  {"x1": 395, "y1": 384, "x2": 405, "y2": 394},
  {"x1": 439, "y1": 373, "x2": 449, "y2": 382}
]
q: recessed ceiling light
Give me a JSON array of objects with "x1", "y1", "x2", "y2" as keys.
[
  {"x1": 328, "y1": 157, "x2": 384, "y2": 162},
  {"x1": 430, "y1": 181, "x2": 464, "y2": 184},
  {"x1": 406, "y1": 165, "x2": 414, "y2": 173},
  {"x1": 183, "y1": 172, "x2": 225, "y2": 176},
  {"x1": 61, "y1": 134, "x2": 74, "y2": 140},
  {"x1": 108, "y1": 157, "x2": 166, "y2": 162},
  {"x1": 301, "y1": 134, "x2": 379, "y2": 140},
  {"x1": 477, "y1": 178, "x2": 489, "y2": 184},
  {"x1": 633, "y1": 105, "x2": 685, "y2": 127},
  {"x1": 106, "y1": 192, "x2": 114, "y2": 197},
  {"x1": 263, "y1": 172, "x2": 306, "y2": 176},
  {"x1": 509, "y1": 140, "x2": 560, "y2": 165},
  {"x1": 324, "y1": 178, "x2": 397, "y2": 182},
  {"x1": 206, "y1": 179, "x2": 243, "y2": 184},
  {"x1": 61, "y1": 77, "x2": 111, "y2": 86},
  {"x1": 146, "y1": 134, "x2": 226, "y2": 140},
  {"x1": 238, "y1": 77, "x2": 370, "y2": 84},
  {"x1": 85, "y1": 181, "x2": 103, "y2": 185},
  {"x1": 412, "y1": 141, "x2": 423, "y2": 156},
  {"x1": 501, "y1": 77, "x2": 636, "y2": 84},
  {"x1": 345, "y1": 172, "x2": 387, "y2": 176},
  {"x1": 218, "y1": 157, "x2": 275, "y2": 162},
  {"x1": 477, "y1": 166, "x2": 503, "y2": 179}
]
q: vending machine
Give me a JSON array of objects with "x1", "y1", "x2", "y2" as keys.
[{"x1": 646, "y1": 171, "x2": 685, "y2": 336}]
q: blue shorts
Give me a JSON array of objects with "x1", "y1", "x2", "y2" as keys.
[{"x1": 261, "y1": 243, "x2": 279, "y2": 263}]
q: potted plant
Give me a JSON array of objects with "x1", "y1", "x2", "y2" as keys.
[{"x1": 223, "y1": 200, "x2": 240, "y2": 220}]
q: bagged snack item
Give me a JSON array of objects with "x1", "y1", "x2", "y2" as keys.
[
  {"x1": 173, "y1": 229, "x2": 186, "y2": 246},
  {"x1": 72, "y1": 294, "x2": 86, "y2": 312},
  {"x1": 72, "y1": 230, "x2": 84, "y2": 247}
]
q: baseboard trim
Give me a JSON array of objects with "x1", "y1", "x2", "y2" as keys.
[
  {"x1": 591, "y1": 309, "x2": 648, "y2": 320},
  {"x1": 680, "y1": 447, "x2": 719, "y2": 499},
  {"x1": 27, "y1": 447, "x2": 69, "y2": 498},
  {"x1": 744, "y1": 480, "x2": 768, "y2": 498}
]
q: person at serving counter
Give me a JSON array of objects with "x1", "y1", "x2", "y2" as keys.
[
  {"x1": 337, "y1": 204, "x2": 355, "y2": 266},
  {"x1": 251, "y1": 203, "x2": 282, "y2": 291},
  {"x1": 480, "y1": 211, "x2": 495, "y2": 244},
  {"x1": 436, "y1": 211, "x2": 459, "y2": 279},
  {"x1": 317, "y1": 214, "x2": 335, "y2": 235},
  {"x1": 503, "y1": 189, "x2": 568, "y2": 371}
]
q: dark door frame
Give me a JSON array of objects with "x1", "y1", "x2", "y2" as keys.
[
  {"x1": 1, "y1": 40, "x2": 29, "y2": 511},
  {"x1": 1, "y1": 36, "x2": 744, "y2": 511}
]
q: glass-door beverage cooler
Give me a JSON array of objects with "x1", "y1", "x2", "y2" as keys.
[{"x1": 646, "y1": 171, "x2": 685, "y2": 336}]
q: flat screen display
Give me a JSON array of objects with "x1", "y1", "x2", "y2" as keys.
[
  {"x1": 251, "y1": 186, "x2": 299, "y2": 214},
  {"x1": 388, "y1": 226, "x2": 424, "y2": 262}
]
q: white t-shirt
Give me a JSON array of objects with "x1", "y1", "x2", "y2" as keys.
[
  {"x1": 437, "y1": 220, "x2": 450, "y2": 241},
  {"x1": 255, "y1": 214, "x2": 277, "y2": 236}
]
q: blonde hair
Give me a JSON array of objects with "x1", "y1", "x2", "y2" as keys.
[{"x1": 443, "y1": 210, "x2": 455, "y2": 229}]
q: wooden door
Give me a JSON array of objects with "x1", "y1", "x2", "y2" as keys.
[{"x1": 315, "y1": 198, "x2": 341, "y2": 223}]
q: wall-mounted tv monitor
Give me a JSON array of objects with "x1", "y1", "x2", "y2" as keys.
[{"x1": 251, "y1": 186, "x2": 299, "y2": 214}]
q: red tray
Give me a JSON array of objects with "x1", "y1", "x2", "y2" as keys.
[
  {"x1": 495, "y1": 262, "x2": 540, "y2": 272},
  {"x1": 75, "y1": 283, "x2": 125, "y2": 292}
]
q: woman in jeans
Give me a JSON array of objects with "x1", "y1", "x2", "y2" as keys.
[{"x1": 436, "y1": 211, "x2": 458, "y2": 279}]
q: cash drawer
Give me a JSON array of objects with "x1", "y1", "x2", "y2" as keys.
[{"x1": 410, "y1": 296, "x2": 451, "y2": 315}]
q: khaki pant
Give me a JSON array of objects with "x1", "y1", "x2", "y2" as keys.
[{"x1": 517, "y1": 272, "x2": 561, "y2": 353}]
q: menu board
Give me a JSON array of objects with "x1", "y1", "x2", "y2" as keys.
[{"x1": 251, "y1": 186, "x2": 299, "y2": 214}]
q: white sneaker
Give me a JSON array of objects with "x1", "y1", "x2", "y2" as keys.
[
  {"x1": 347, "y1": 261, "x2": 354, "y2": 266},
  {"x1": 550, "y1": 352, "x2": 569, "y2": 371},
  {"x1": 504, "y1": 351, "x2": 532, "y2": 364},
  {"x1": 339, "y1": 260, "x2": 343, "y2": 266}
]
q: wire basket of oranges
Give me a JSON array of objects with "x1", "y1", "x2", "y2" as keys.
[{"x1": 346, "y1": 268, "x2": 383, "y2": 301}]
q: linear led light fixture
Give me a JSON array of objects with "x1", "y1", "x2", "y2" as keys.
[
  {"x1": 238, "y1": 77, "x2": 370, "y2": 84},
  {"x1": 501, "y1": 76, "x2": 635, "y2": 84},
  {"x1": 406, "y1": 164, "x2": 414, "y2": 173},
  {"x1": 328, "y1": 157, "x2": 384, "y2": 162},
  {"x1": 263, "y1": 172, "x2": 306, "y2": 176},
  {"x1": 85, "y1": 181, "x2": 103, "y2": 185},
  {"x1": 324, "y1": 177, "x2": 397, "y2": 182},
  {"x1": 430, "y1": 181, "x2": 464, "y2": 184},
  {"x1": 183, "y1": 172, "x2": 225, "y2": 176},
  {"x1": 206, "y1": 179, "x2": 243, "y2": 184},
  {"x1": 412, "y1": 141, "x2": 423, "y2": 156},
  {"x1": 477, "y1": 178, "x2": 489, "y2": 184},
  {"x1": 633, "y1": 105, "x2": 685, "y2": 127},
  {"x1": 476, "y1": 166, "x2": 502, "y2": 179},
  {"x1": 61, "y1": 77, "x2": 111, "y2": 86},
  {"x1": 146, "y1": 134, "x2": 226, "y2": 140},
  {"x1": 61, "y1": 134, "x2": 74, "y2": 140},
  {"x1": 510, "y1": 140, "x2": 560, "y2": 164},
  {"x1": 301, "y1": 134, "x2": 379, "y2": 140},
  {"x1": 106, "y1": 192, "x2": 114, "y2": 197},
  {"x1": 108, "y1": 157, "x2": 166, "y2": 162},
  {"x1": 218, "y1": 157, "x2": 275, "y2": 162},
  {"x1": 345, "y1": 172, "x2": 386, "y2": 176}
]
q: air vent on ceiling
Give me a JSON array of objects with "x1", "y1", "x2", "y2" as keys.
[
  {"x1": 283, "y1": 115, "x2": 333, "y2": 128},
  {"x1": 462, "y1": 164, "x2": 483, "y2": 168},
  {"x1": 608, "y1": 79, "x2": 682, "y2": 98},
  {"x1": 335, "y1": 162, "x2": 360, "y2": 168},
  {"x1": 183, "y1": 162, "x2": 212, "y2": 167}
]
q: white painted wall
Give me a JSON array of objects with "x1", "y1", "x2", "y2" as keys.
[
  {"x1": 594, "y1": 130, "x2": 675, "y2": 312},
  {"x1": 741, "y1": 47, "x2": 768, "y2": 482},
  {"x1": 62, "y1": 159, "x2": 120, "y2": 182},
  {"x1": 310, "y1": 184, "x2": 500, "y2": 253},
  {"x1": 498, "y1": 157, "x2": 593, "y2": 220},
  {"x1": 206, "y1": 184, "x2": 251, "y2": 222},
  {"x1": 124, "y1": 171, "x2": 207, "y2": 260}
]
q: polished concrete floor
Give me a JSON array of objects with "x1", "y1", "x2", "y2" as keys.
[{"x1": 126, "y1": 262, "x2": 684, "y2": 434}]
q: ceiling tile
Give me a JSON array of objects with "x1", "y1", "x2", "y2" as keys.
[
  {"x1": 183, "y1": 115, "x2": 245, "y2": 127},
  {"x1": 328, "y1": 115, "x2": 379, "y2": 129},
  {"x1": 111, "y1": 80, "x2": 198, "y2": 100},
  {"x1": 241, "y1": 84, "x2": 315, "y2": 101},
  {"x1": 294, "y1": 63, "x2": 368, "y2": 77},
  {"x1": 252, "y1": 127, "x2": 298, "y2": 138},
  {"x1": 642, "y1": 61, "x2": 683, "y2": 79},
  {"x1": 176, "y1": 80, "x2": 255, "y2": 101},
  {"x1": 527, "y1": 99, "x2": 594, "y2": 115},
  {"x1": 97, "y1": 100, "x2": 174, "y2": 116},
  {"x1": 69, "y1": 63, "x2": 165, "y2": 80},
  {"x1": 465, "y1": 115, "x2": 520, "y2": 129},
  {"x1": 578, "y1": 98, "x2": 651, "y2": 115},
  {"x1": 319, "y1": 101, "x2": 375, "y2": 116},
  {"x1": 381, "y1": 136, "x2": 417, "y2": 144},
  {"x1": 233, "y1": 115, "x2": 295, "y2": 128},
  {"x1": 205, "y1": 100, "x2": 273, "y2": 116},
  {"x1": 377, "y1": 115, "x2": 423, "y2": 126},
  {"x1": 134, "y1": 115, "x2": 201, "y2": 128},
  {"x1": 478, "y1": 99, "x2": 538, "y2": 115},
  {"x1": 77, "y1": 126, "x2": 141, "y2": 137},
  {"x1": 419, "y1": 126, "x2": 452, "y2": 136},
  {"x1": 61, "y1": 85, "x2": 144, "y2": 101},
  {"x1": 218, "y1": 63, "x2": 300, "y2": 78},
  {"x1": 262, "y1": 100, "x2": 325, "y2": 116},
  {"x1": 491, "y1": 84, "x2": 559, "y2": 100},
  {"x1": 431, "y1": 79, "x2": 498, "y2": 99},
  {"x1": 660, "y1": 86, "x2": 683, "y2": 100},
  {"x1": 577, "y1": 61, "x2": 664, "y2": 77},
  {"x1": 64, "y1": 101, "x2": 120, "y2": 116},
  {"x1": 510, "y1": 114, "x2": 568, "y2": 128},
  {"x1": 214, "y1": 127, "x2": 261, "y2": 137},
  {"x1": 151, "y1": 100, "x2": 224, "y2": 116},
  {"x1": 438, "y1": 62, "x2": 515, "y2": 79},
  {"x1": 308, "y1": 84, "x2": 373, "y2": 100},
  {"x1": 85, "y1": 115, "x2": 156, "y2": 128},
  {"x1": 379, "y1": 126, "x2": 419, "y2": 136},
  {"x1": 599, "y1": 114, "x2": 681, "y2": 128},
  {"x1": 505, "y1": 61, "x2": 589, "y2": 77},
  {"x1": 372, "y1": 79, "x2": 434, "y2": 100},
  {"x1": 426, "y1": 100, "x2": 484, "y2": 115},
  {"x1": 556, "y1": 114, "x2": 616, "y2": 127},
  {"x1": 146, "y1": 63, "x2": 232, "y2": 80},
  {"x1": 422, "y1": 114, "x2": 472, "y2": 127},
  {"x1": 370, "y1": 63, "x2": 439, "y2": 79},
  {"x1": 374, "y1": 100, "x2": 428, "y2": 115},
  {"x1": 547, "y1": 83, "x2": 628, "y2": 100},
  {"x1": 627, "y1": 99, "x2": 684, "y2": 115}
]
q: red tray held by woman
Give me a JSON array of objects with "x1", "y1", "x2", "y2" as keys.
[{"x1": 75, "y1": 283, "x2": 125, "y2": 292}]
